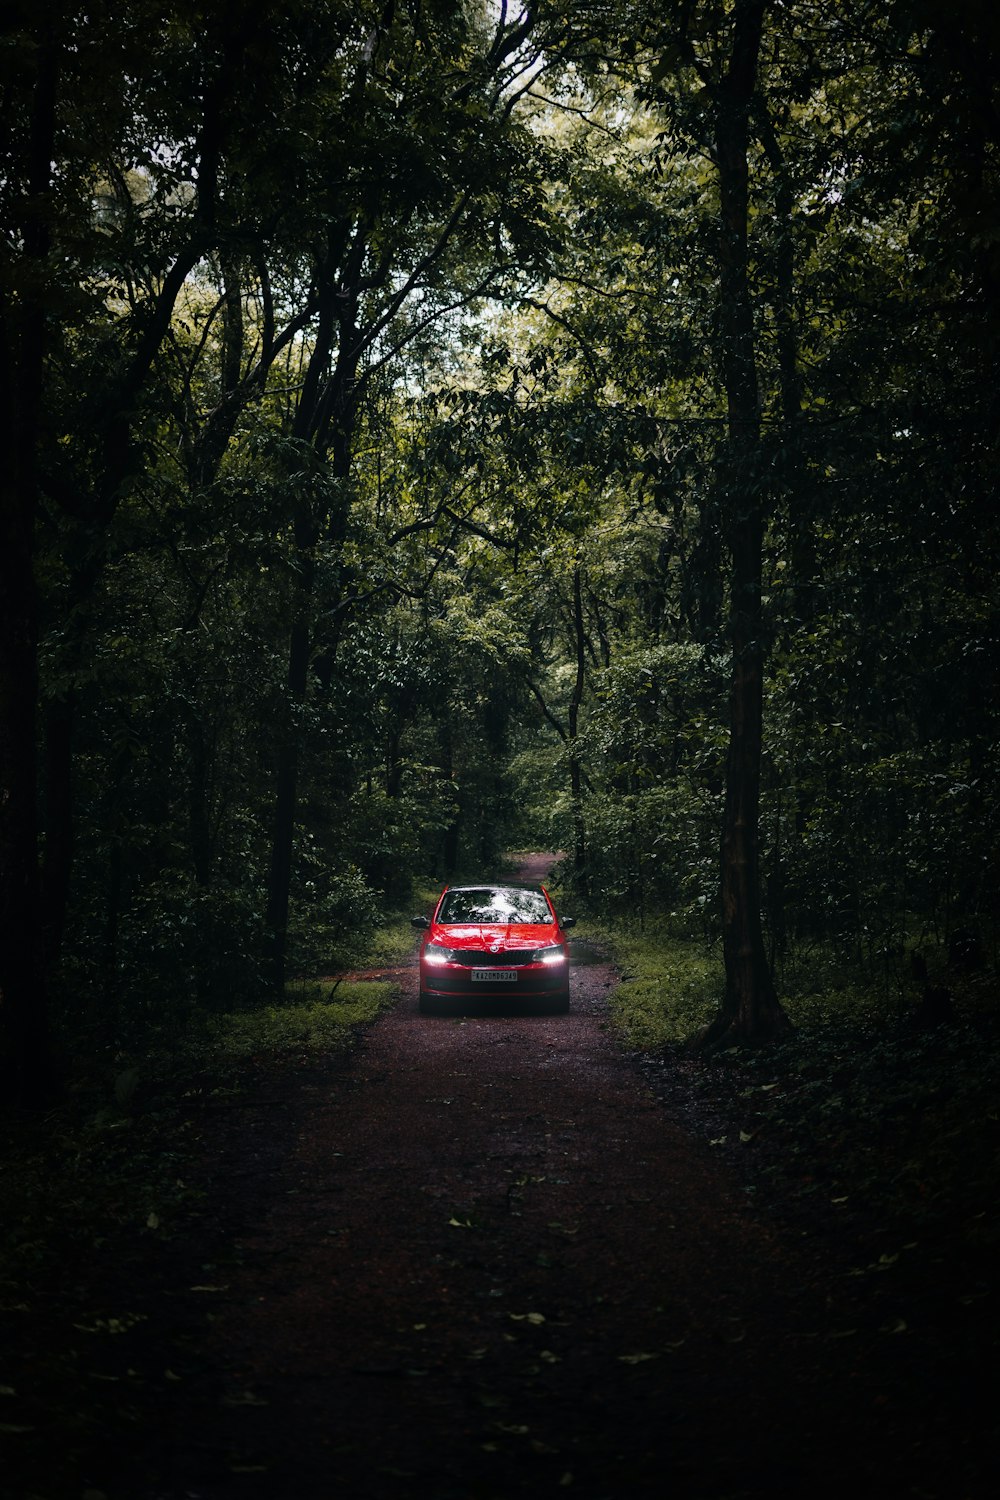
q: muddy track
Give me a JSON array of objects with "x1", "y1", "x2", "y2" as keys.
[
  {"x1": 154, "y1": 943, "x2": 815, "y2": 1500},
  {"x1": 24, "y1": 856, "x2": 984, "y2": 1500}
]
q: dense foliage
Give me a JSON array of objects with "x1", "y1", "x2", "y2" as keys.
[{"x1": 2, "y1": 0, "x2": 997, "y2": 1090}]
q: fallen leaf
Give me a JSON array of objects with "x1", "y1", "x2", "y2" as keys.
[{"x1": 617, "y1": 1352, "x2": 658, "y2": 1364}]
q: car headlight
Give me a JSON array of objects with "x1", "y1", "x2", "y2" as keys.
[
  {"x1": 535, "y1": 947, "x2": 567, "y2": 965},
  {"x1": 423, "y1": 946, "x2": 455, "y2": 966}
]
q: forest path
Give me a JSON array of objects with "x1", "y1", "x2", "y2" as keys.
[
  {"x1": 128, "y1": 858, "x2": 881, "y2": 1500},
  {"x1": 133, "y1": 856, "x2": 925, "y2": 1499}
]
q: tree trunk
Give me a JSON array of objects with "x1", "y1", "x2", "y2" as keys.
[
  {"x1": 699, "y1": 0, "x2": 791, "y2": 1049},
  {"x1": 265, "y1": 609, "x2": 312, "y2": 991},
  {"x1": 263, "y1": 285, "x2": 359, "y2": 995},
  {"x1": 0, "y1": 33, "x2": 57, "y2": 1100},
  {"x1": 568, "y1": 564, "x2": 588, "y2": 884},
  {"x1": 0, "y1": 467, "x2": 49, "y2": 1100},
  {"x1": 41, "y1": 689, "x2": 75, "y2": 962}
]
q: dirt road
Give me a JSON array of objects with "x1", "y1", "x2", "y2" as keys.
[
  {"x1": 119, "y1": 855, "x2": 914, "y2": 1500},
  {"x1": 15, "y1": 854, "x2": 956, "y2": 1500}
]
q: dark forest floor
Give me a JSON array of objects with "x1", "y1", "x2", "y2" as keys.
[{"x1": 2, "y1": 858, "x2": 998, "y2": 1499}]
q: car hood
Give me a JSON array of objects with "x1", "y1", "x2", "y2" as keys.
[{"x1": 433, "y1": 924, "x2": 560, "y2": 952}]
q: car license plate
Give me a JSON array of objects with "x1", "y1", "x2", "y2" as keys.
[{"x1": 471, "y1": 968, "x2": 516, "y2": 982}]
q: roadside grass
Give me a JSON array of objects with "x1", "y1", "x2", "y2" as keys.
[
  {"x1": 204, "y1": 978, "x2": 396, "y2": 1065},
  {"x1": 0, "y1": 872, "x2": 517, "y2": 1286},
  {"x1": 364, "y1": 881, "x2": 442, "y2": 960},
  {"x1": 573, "y1": 916, "x2": 722, "y2": 1048},
  {"x1": 0, "y1": 967, "x2": 393, "y2": 1499},
  {"x1": 586, "y1": 912, "x2": 1000, "y2": 1339},
  {"x1": 198, "y1": 897, "x2": 428, "y2": 1067},
  {"x1": 0, "y1": 933, "x2": 406, "y2": 1465}
]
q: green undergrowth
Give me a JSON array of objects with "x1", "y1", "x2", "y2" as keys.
[
  {"x1": 588, "y1": 913, "x2": 1000, "y2": 1307},
  {"x1": 574, "y1": 916, "x2": 723, "y2": 1048},
  {"x1": 204, "y1": 978, "x2": 397, "y2": 1066},
  {"x1": 2, "y1": 880, "x2": 432, "y2": 1305},
  {"x1": 0, "y1": 974, "x2": 397, "y2": 1285},
  {"x1": 0, "y1": 948, "x2": 402, "y2": 1356},
  {"x1": 0, "y1": 958, "x2": 396, "y2": 1500}
]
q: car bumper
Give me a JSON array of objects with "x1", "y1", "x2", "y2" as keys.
[
  {"x1": 419, "y1": 964, "x2": 569, "y2": 1012},
  {"x1": 421, "y1": 967, "x2": 567, "y2": 995}
]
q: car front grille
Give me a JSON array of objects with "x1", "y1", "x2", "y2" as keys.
[{"x1": 455, "y1": 951, "x2": 538, "y2": 967}]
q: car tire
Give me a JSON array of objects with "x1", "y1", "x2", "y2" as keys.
[{"x1": 418, "y1": 991, "x2": 431, "y2": 1015}]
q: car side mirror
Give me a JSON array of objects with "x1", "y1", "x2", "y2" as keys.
[
  {"x1": 411, "y1": 915, "x2": 430, "y2": 929},
  {"x1": 561, "y1": 916, "x2": 576, "y2": 929}
]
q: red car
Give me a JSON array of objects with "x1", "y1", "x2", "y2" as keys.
[{"x1": 412, "y1": 883, "x2": 575, "y2": 1015}]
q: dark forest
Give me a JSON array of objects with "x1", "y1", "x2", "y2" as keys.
[{"x1": 2, "y1": 3, "x2": 998, "y2": 1497}]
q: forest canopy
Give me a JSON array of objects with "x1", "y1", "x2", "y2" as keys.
[{"x1": 2, "y1": 0, "x2": 997, "y2": 1094}]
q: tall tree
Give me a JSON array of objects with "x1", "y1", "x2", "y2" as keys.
[
  {"x1": 702, "y1": 0, "x2": 790, "y2": 1042},
  {"x1": 0, "y1": 3, "x2": 59, "y2": 1096}
]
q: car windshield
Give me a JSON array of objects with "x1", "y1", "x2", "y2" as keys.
[{"x1": 436, "y1": 887, "x2": 552, "y2": 925}]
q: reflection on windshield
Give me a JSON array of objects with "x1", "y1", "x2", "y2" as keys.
[{"x1": 437, "y1": 888, "x2": 551, "y2": 925}]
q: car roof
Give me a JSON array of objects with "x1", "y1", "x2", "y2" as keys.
[{"x1": 441, "y1": 883, "x2": 546, "y2": 896}]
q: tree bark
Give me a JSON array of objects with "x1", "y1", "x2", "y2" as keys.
[
  {"x1": 700, "y1": 0, "x2": 791, "y2": 1048},
  {"x1": 568, "y1": 564, "x2": 588, "y2": 885},
  {"x1": 0, "y1": 32, "x2": 57, "y2": 1099},
  {"x1": 263, "y1": 281, "x2": 358, "y2": 994},
  {"x1": 264, "y1": 608, "x2": 313, "y2": 991},
  {"x1": 41, "y1": 690, "x2": 75, "y2": 961}
]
